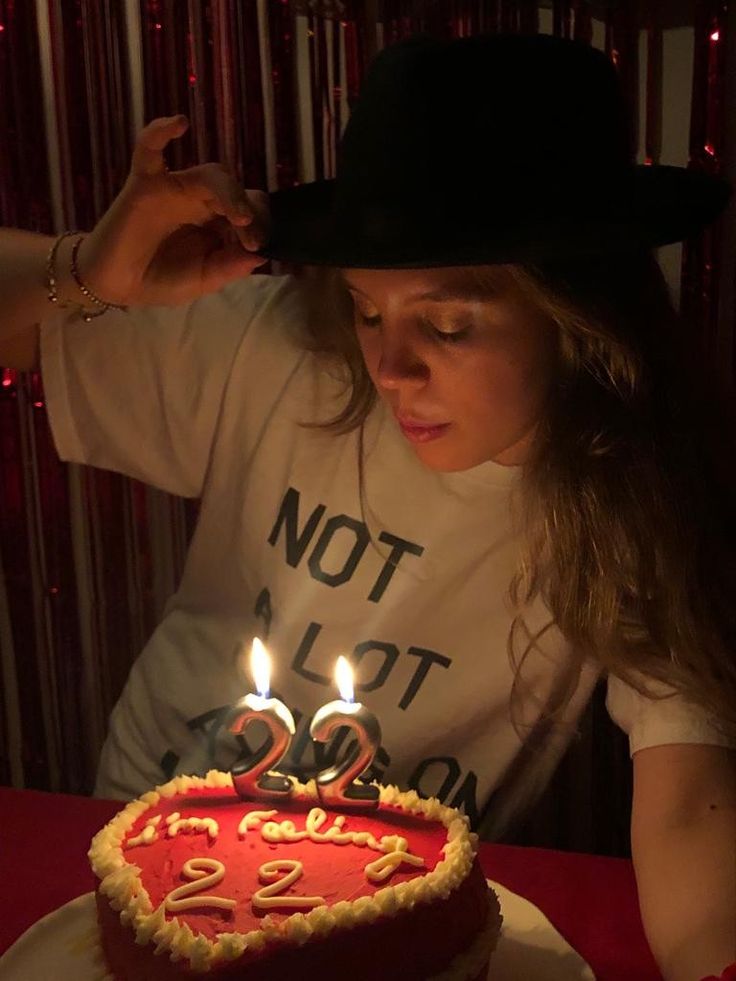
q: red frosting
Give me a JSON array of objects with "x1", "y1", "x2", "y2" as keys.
[{"x1": 95, "y1": 787, "x2": 494, "y2": 980}]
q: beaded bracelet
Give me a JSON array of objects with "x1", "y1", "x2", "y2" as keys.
[
  {"x1": 70, "y1": 235, "x2": 127, "y2": 314},
  {"x1": 45, "y1": 231, "x2": 126, "y2": 323}
]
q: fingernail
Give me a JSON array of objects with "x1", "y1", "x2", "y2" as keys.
[{"x1": 241, "y1": 231, "x2": 262, "y2": 250}]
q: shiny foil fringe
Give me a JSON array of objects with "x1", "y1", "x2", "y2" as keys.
[
  {"x1": 0, "y1": 2, "x2": 730, "y2": 854},
  {"x1": 680, "y1": 0, "x2": 730, "y2": 391}
]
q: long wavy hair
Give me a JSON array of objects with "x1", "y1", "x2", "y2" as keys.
[{"x1": 297, "y1": 255, "x2": 736, "y2": 745}]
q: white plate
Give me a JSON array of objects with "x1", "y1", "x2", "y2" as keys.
[
  {"x1": 0, "y1": 883, "x2": 596, "y2": 980},
  {"x1": 489, "y1": 880, "x2": 596, "y2": 980},
  {"x1": 0, "y1": 894, "x2": 109, "y2": 981}
]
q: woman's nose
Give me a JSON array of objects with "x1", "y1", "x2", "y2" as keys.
[{"x1": 376, "y1": 341, "x2": 429, "y2": 390}]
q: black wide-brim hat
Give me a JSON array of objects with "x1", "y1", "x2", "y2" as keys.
[{"x1": 260, "y1": 32, "x2": 731, "y2": 268}]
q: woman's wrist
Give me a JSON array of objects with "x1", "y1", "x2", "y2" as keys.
[
  {"x1": 45, "y1": 231, "x2": 126, "y2": 321},
  {"x1": 69, "y1": 234, "x2": 127, "y2": 313},
  {"x1": 45, "y1": 232, "x2": 83, "y2": 308}
]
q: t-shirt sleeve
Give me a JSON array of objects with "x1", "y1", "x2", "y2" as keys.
[
  {"x1": 40, "y1": 274, "x2": 282, "y2": 497},
  {"x1": 605, "y1": 670, "x2": 735, "y2": 757}
]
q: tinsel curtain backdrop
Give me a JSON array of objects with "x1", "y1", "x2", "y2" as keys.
[{"x1": 0, "y1": 0, "x2": 734, "y2": 857}]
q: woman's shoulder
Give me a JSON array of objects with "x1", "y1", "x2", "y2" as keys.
[
  {"x1": 210, "y1": 271, "x2": 310, "y2": 350},
  {"x1": 215, "y1": 270, "x2": 303, "y2": 316}
]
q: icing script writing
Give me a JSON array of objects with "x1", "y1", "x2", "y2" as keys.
[
  {"x1": 138, "y1": 806, "x2": 427, "y2": 916},
  {"x1": 364, "y1": 848, "x2": 425, "y2": 882},
  {"x1": 125, "y1": 811, "x2": 220, "y2": 848},
  {"x1": 126, "y1": 815, "x2": 160, "y2": 848},
  {"x1": 166, "y1": 812, "x2": 219, "y2": 841},
  {"x1": 241, "y1": 806, "x2": 422, "y2": 862}
]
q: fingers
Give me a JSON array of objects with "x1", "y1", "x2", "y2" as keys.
[
  {"x1": 171, "y1": 165, "x2": 270, "y2": 251},
  {"x1": 131, "y1": 115, "x2": 189, "y2": 177},
  {"x1": 243, "y1": 189, "x2": 271, "y2": 250},
  {"x1": 200, "y1": 235, "x2": 268, "y2": 294},
  {"x1": 129, "y1": 123, "x2": 271, "y2": 257}
]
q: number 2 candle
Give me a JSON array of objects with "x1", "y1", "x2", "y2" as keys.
[
  {"x1": 226, "y1": 638, "x2": 296, "y2": 801},
  {"x1": 310, "y1": 656, "x2": 382, "y2": 810}
]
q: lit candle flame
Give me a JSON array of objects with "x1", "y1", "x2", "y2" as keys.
[
  {"x1": 251, "y1": 638, "x2": 271, "y2": 699},
  {"x1": 336, "y1": 655, "x2": 354, "y2": 703}
]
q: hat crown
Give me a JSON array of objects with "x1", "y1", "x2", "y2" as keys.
[
  {"x1": 263, "y1": 32, "x2": 730, "y2": 267},
  {"x1": 337, "y1": 33, "x2": 634, "y2": 214}
]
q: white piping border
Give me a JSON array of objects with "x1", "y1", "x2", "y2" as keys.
[{"x1": 89, "y1": 769, "x2": 486, "y2": 972}]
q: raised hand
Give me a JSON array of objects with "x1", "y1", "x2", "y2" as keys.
[{"x1": 74, "y1": 115, "x2": 270, "y2": 308}]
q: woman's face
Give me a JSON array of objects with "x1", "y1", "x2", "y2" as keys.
[{"x1": 342, "y1": 265, "x2": 557, "y2": 471}]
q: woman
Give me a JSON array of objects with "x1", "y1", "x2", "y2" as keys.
[{"x1": 0, "y1": 33, "x2": 734, "y2": 980}]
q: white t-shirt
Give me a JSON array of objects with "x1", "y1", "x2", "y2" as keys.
[{"x1": 40, "y1": 273, "x2": 734, "y2": 839}]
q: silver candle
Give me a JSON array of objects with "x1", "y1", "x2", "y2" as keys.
[
  {"x1": 310, "y1": 656, "x2": 381, "y2": 810},
  {"x1": 227, "y1": 638, "x2": 296, "y2": 801}
]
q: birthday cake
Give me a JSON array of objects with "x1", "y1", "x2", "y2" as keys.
[{"x1": 89, "y1": 770, "x2": 501, "y2": 980}]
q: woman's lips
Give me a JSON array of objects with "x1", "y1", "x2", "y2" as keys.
[{"x1": 397, "y1": 415, "x2": 451, "y2": 443}]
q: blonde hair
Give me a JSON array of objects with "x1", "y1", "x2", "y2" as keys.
[{"x1": 297, "y1": 256, "x2": 736, "y2": 745}]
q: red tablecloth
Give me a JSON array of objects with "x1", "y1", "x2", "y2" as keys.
[{"x1": 0, "y1": 786, "x2": 663, "y2": 980}]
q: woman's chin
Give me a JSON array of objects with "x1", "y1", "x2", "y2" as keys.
[{"x1": 410, "y1": 440, "x2": 493, "y2": 473}]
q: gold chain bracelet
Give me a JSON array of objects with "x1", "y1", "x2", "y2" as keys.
[{"x1": 45, "y1": 231, "x2": 127, "y2": 323}]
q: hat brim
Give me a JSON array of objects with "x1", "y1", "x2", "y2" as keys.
[{"x1": 258, "y1": 165, "x2": 731, "y2": 268}]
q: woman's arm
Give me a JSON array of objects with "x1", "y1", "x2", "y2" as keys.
[
  {"x1": 0, "y1": 115, "x2": 268, "y2": 371},
  {"x1": 0, "y1": 229, "x2": 66, "y2": 370},
  {"x1": 631, "y1": 742, "x2": 736, "y2": 981}
]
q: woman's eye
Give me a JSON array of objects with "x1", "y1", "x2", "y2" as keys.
[
  {"x1": 355, "y1": 309, "x2": 381, "y2": 327},
  {"x1": 351, "y1": 302, "x2": 471, "y2": 342},
  {"x1": 421, "y1": 316, "x2": 471, "y2": 344},
  {"x1": 346, "y1": 291, "x2": 380, "y2": 327}
]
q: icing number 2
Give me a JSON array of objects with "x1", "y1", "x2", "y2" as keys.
[
  {"x1": 165, "y1": 858, "x2": 236, "y2": 913},
  {"x1": 252, "y1": 859, "x2": 325, "y2": 911}
]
